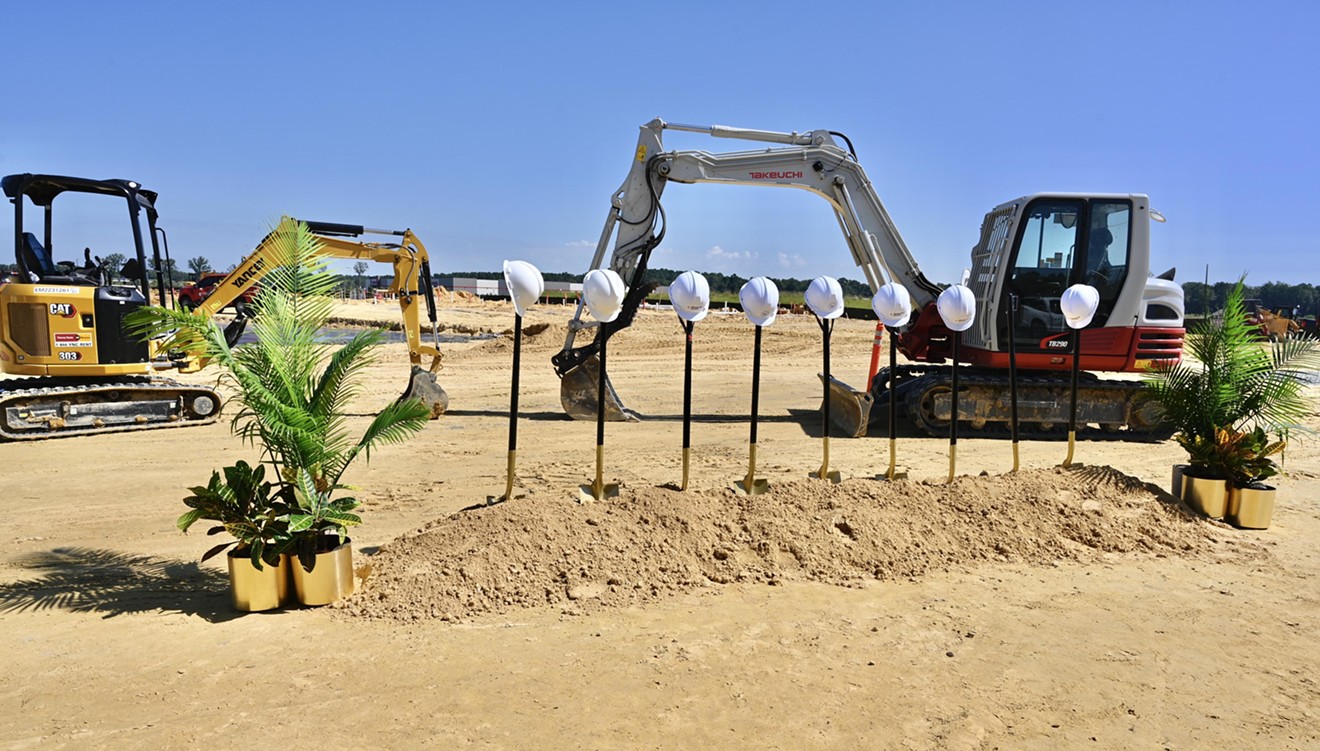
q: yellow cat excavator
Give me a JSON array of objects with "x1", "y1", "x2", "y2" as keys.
[{"x1": 0, "y1": 173, "x2": 448, "y2": 441}]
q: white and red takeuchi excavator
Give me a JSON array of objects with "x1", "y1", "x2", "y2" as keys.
[{"x1": 552, "y1": 119, "x2": 1185, "y2": 439}]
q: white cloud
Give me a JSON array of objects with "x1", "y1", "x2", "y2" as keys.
[
  {"x1": 777, "y1": 252, "x2": 807, "y2": 269},
  {"x1": 706, "y1": 245, "x2": 757, "y2": 261},
  {"x1": 564, "y1": 239, "x2": 595, "y2": 249}
]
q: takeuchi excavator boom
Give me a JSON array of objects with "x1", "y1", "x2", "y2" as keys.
[
  {"x1": 554, "y1": 119, "x2": 1185, "y2": 439},
  {"x1": 189, "y1": 219, "x2": 449, "y2": 417}
]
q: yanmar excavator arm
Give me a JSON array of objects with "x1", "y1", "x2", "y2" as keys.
[
  {"x1": 185, "y1": 218, "x2": 449, "y2": 416},
  {"x1": 554, "y1": 118, "x2": 941, "y2": 421}
]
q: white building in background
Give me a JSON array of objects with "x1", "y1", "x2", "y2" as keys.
[{"x1": 441, "y1": 277, "x2": 582, "y2": 298}]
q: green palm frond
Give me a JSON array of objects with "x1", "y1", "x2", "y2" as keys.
[
  {"x1": 309, "y1": 328, "x2": 385, "y2": 419},
  {"x1": 136, "y1": 217, "x2": 428, "y2": 554},
  {"x1": 1145, "y1": 279, "x2": 1320, "y2": 478},
  {"x1": 356, "y1": 397, "x2": 433, "y2": 455}
]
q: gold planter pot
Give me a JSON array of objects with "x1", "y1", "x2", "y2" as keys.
[
  {"x1": 1227, "y1": 484, "x2": 1276, "y2": 530},
  {"x1": 228, "y1": 550, "x2": 291, "y2": 612},
  {"x1": 1182, "y1": 473, "x2": 1228, "y2": 519},
  {"x1": 1171, "y1": 464, "x2": 1189, "y2": 498},
  {"x1": 291, "y1": 540, "x2": 355, "y2": 606}
]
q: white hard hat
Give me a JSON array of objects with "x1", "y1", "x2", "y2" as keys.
[
  {"x1": 739, "y1": 276, "x2": 779, "y2": 327},
  {"x1": 936, "y1": 284, "x2": 976, "y2": 332},
  {"x1": 871, "y1": 282, "x2": 912, "y2": 328},
  {"x1": 503, "y1": 259, "x2": 544, "y2": 317},
  {"x1": 805, "y1": 276, "x2": 844, "y2": 320},
  {"x1": 668, "y1": 270, "x2": 710, "y2": 323},
  {"x1": 582, "y1": 268, "x2": 626, "y2": 323},
  {"x1": 1060, "y1": 283, "x2": 1100, "y2": 329}
]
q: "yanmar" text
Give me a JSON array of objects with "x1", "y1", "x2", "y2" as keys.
[{"x1": 231, "y1": 258, "x2": 267, "y2": 288}]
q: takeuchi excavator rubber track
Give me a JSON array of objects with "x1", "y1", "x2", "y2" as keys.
[
  {"x1": 0, "y1": 376, "x2": 222, "y2": 441},
  {"x1": 877, "y1": 365, "x2": 1173, "y2": 441}
]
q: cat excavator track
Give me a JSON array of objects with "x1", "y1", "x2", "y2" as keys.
[{"x1": 0, "y1": 375, "x2": 222, "y2": 440}]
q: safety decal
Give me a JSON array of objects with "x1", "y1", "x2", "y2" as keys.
[{"x1": 635, "y1": 145, "x2": 647, "y2": 162}]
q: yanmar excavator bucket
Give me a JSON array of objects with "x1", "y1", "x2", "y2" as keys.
[
  {"x1": 821, "y1": 373, "x2": 875, "y2": 438},
  {"x1": 401, "y1": 364, "x2": 449, "y2": 418}
]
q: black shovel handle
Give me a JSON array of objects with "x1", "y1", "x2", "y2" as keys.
[
  {"x1": 1007, "y1": 294, "x2": 1019, "y2": 447},
  {"x1": 509, "y1": 313, "x2": 522, "y2": 452},
  {"x1": 597, "y1": 336, "x2": 608, "y2": 448},
  {"x1": 683, "y1": 320, "x2": 694, "y2": 450},
  {"x1": 1070, "y1": 326, "x2": 1081, "y2": 434},
  {"x1": 750, "y1": 325, "x2": 762, "y2": 445},
  {"x1": 819, "y1": 317, "x2": 832, "y2": 441},
  {"x1": 889, "y1": 327, "x2": 899, "y2": 442},
  {"x1": 950, "y1": 333, "x2": 960, "y2": 447}
]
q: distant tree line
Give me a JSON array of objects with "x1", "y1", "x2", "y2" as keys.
[{"x1": 1182, "y1": 281, "x2": 1318, "y2": 317}]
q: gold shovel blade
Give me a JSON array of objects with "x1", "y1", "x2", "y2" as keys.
[
  {"x1": 578, "y1": 481, "x2": 620, "y2": 503},
  {"x1": 731, "y1": 476, "x2": 771, "y2": 496},
  {"x1": 809, "y1": 467, "x2": 843, "y2": 484}
]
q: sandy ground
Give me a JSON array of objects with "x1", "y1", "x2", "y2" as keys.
[{"x1": 3, "y1": 297, "x2": 1319, "y2": 749}]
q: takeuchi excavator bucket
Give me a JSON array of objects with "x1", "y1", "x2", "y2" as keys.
[
  {"x1": 401, "y1": 364, "x2": 449, "y2": 418},
  {"x1": 819, "y1": 373, "x2": 875, "y2": 439},
  {"x1": 560, "y1": 354, "x2": 639, "y2": 423}
]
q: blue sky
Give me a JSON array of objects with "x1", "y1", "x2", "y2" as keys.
[{"x1": 3, "y1": 1, "x2": 1315, "y2": 287}]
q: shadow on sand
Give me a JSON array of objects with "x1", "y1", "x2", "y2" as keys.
[{"x1": 0, "y1": 547, "x2": 243, "y2": 622}]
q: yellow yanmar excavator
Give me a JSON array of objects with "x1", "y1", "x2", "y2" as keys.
[
  {"x1": 0, "y1": 173, "x2": 447, "y2": 440},
  {"x1": 191, "y1": 218, "x2": 449, "y2": 413}
]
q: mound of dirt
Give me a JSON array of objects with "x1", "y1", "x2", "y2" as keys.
[{"x1": 340, "y1": 466, "x2": 1255, "y2": 623}]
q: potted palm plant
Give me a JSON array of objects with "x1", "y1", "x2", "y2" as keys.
[
  {"x1": 131, "y1": 218, "x2": 431, "y2": 607},
  {"x1": 1145, "y1": 281, "x2": 1319, "y2": 523}
]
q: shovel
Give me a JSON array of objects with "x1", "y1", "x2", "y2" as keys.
[
  {"x1": 734, "y1": 325, "x2": 771, "y2": 495},
  {"x1": 488, "y1": 313, "x2": 524, "y2": 505},
  {"x1": 579, "y1": 334, "x2": 619, "y2": 502},
  {"x1": 680, "y1": 320, "x2": 695, "y2": 491},
  {"x1": 810, "y1": 317, "x2": 841, "y2": 483}
]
